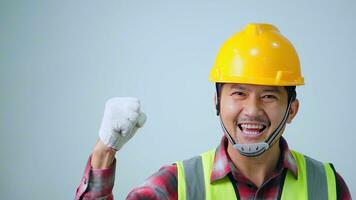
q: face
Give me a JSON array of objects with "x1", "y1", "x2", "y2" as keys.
[{"x1": 219, "y1": 83, "x2": 299, "y2": 146}]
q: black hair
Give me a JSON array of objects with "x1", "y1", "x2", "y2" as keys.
[{"x1": 285, "y1": 86, "x2": 296, "y2": 101}]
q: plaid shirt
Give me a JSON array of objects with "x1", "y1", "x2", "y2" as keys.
[{"x1": 75, "y1": 137, "x2": 351, "y2": 200}]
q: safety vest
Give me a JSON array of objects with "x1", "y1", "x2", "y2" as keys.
[{"x1": 176, "y1": 149, "x2": 337, "y2": 200}]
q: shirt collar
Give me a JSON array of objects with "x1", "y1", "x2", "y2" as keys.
[{"x1": 210, "y1": 136, "x2": 298, "y2": 183}]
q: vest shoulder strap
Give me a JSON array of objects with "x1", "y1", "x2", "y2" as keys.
[
  {"x1": 176, "y1": 149, "x2": 237, "y2": 200},
  {"x1": 282, "y1": 150, "x2": 337, "y2": 200},
  {"x1": 176, "y1": 155, "x2": 206, "y2": 200}
]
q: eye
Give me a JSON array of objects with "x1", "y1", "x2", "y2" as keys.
[
  {"x1": 232, "y1": 91, "x2": 246, "y2": 97},
  {"x1": 262, "y1": 94, "x2": 278, "y2": 102},
  {"x1": 263, "y1": 95, "x2": 276, "y2": 99}
]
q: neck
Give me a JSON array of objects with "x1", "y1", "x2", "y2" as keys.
[{"x1": 227, "y1": 139, "x2": 281, "y2": 187}]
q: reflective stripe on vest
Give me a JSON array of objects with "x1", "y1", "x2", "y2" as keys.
[{"x1": 176, "y1": 149, "x2": 337, "y2": 200}]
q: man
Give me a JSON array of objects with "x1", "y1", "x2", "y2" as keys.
[{"x1": 75, "y1": 23, "x2": 351, "y2": 199}]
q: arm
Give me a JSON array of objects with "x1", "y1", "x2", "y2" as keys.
[
  {"x1": 75, "y1": 143, "x2": 179, "y2": 200},
  {"x1": 75, "y1": 97, "x2": 146, "y2": 200},
  {"x1": 75, "y1": 97, "x2": 180, "y2": 200},
  {"x1": 91, "y1": 139, "x2": 116, "y2": 169},
  {"x1": 75, "y1": 153, "x2": 116, "y2": 200}
]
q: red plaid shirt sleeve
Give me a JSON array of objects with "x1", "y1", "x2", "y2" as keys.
[
  {"x1": 74, "y1": 154, "x2": 178, "y2": 200},
  {"x1": 125, "y1": 165, "x2": 178, "y2": 200},
  {"x1": 336, "y1": 172, "x2": 352, "y2": 200},
  {"x1": 75, "y1": 155, "x2": 115, "y2": 200}
]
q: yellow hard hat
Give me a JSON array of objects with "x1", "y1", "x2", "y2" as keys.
[{"x1": 209, "y1": 23, "x2": 304, "y2": 86}]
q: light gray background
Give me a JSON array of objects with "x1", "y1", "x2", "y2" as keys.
[{"x1": 1, "y1": 0, "x2": 355, "y2": 199}]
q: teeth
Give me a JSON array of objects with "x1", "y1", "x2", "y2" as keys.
[
  {"x1": 243, "y1": 131, "x2": 260, "y2": 135},
  {"x1": 240, "y1": 124, "x2": 264, "y2": 129},
  {"x1": 239, "y1": 124, "x2": 266, "y2": 135}
]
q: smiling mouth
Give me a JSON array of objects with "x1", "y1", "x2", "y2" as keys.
[{"x1": 237, "y1": 123, "x2": 267, "y2": 136}]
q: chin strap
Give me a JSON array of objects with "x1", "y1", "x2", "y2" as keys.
[{"x1": 219, "y1": 95, "x2": 294, "y2": 157}]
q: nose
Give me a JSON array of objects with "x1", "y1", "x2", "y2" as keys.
[{"x1": 242, "y1": 96, "x2": 263, "y2": 117}]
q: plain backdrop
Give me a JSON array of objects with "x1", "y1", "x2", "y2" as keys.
[{"x1": 1, "y1": 0, "x2": 355, "y2": 199}]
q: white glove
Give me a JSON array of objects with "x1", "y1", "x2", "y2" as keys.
[{"x1": 98, "y1": 97, "x2": 146, "y2": 150}]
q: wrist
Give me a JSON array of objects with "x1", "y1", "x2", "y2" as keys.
[{"x1": 91, "y1": 139, "x2": 117, "y2": 169}]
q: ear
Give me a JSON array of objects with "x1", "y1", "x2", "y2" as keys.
[
  {"x1": 214, "y1": 94, "x2": 217, "y2": 105},
  {"x1": 287, "y1": 99, "x2": 299, "y2": 124}
]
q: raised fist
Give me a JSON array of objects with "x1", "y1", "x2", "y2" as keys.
[{"x1": 98, "y1": 97, "x2": 146, "y2": 150}]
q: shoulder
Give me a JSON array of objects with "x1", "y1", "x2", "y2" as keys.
[
  {"x1": 126, "y1": 151, "x2": 215, "y2": 200},
  {"x1": 126, "y1": 164, "x2": 178, "y2": 200},
  {"x1": 333, "y1": 166, "x2": 351, "y2": 200}
]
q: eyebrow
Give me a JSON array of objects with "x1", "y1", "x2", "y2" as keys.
[
  {"x1": 262, "y1": 88, "x2": 282, "y2": 93},
  {"x1": 230, "y1": 85, "x2": 282, "y2": 93}
]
